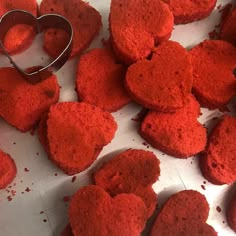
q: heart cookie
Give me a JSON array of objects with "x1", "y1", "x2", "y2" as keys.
[
  {"x1": 125, "y1": 41, "x2": 193, "y2": 111},
  {"x1": 94, "y1": 149, "x2": 160, "y2": 217},
  {"x1": 150, "y1": 190, "x2": 217, "y2": 236},
  {"x1": 0, "y1": 67, "x2": 59, "y2": 132},
  {"x1": 140, "y1": 95, "x2": 206, "y2": 158},
  {"x1": 109, "y1": 0, "x2": 174, "y2": 64},
  {"x1": 69, "y1": 185, "x2": 148, "y2": 236}
]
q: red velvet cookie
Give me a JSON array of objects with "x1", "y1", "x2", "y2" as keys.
[
  {"x1": 94, "y1": 149, "x2": 160, "y2": 217},
  {"x1": 140, "y1": 95, "x2": 206, "y2": 158},
  {"x1": 39, "y1": 0, "x2": 102, "y2": 58},
  {"x1": 0, "y1": 150, "x2": 17, "y2": 189},
  {"x1": 126, "y1": 40, "x2": 193, "y2": 111},
  {"x1": 150, "y1": 190, "x2": 217, "y2": 236},
  {"x1": 0, "y1": 68, "x2": 59, "y2": 132},
  {"x1": 162, "y1": 0, "x2": 217, "y2": 24},
  {"x1": 46, "y1": 102, "x2": 117, "y2": 175},
  {"x1": 0, "y1": 0, "x2": 37, "y2": 54},
  {"x1": 220, "y1": 6, "x2": 236, "y2": 46},
  {"x1": 189, "y1": 40, "x2": 236, "y2": 109},
  {"x1": 76, "y1": 48, "x2": 131, "y2": 112},
  {"x1": 109, "y1": 0, "x2": 174, "y2": 64},
  {"x1": 200, "y1": 115, "x2": 236, "y2": 185},
  {"x1": 227, "y1": 189, "x2": 236, "y2": 232},
  {"x1": 69, "y1": 185, "x2": 148, "y2": 236}
]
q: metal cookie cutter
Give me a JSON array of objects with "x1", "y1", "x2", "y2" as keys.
[{"x1": 0, "y1": 10, "x2": 73, "y2": 83}]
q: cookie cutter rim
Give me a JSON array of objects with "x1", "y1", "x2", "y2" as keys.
[{"x1": 0, "y1": 9, "x2": 73, "y2": 82}]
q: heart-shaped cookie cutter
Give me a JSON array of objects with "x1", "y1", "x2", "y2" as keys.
[{"x1": 0, "y1": 10, "x2": 73, "y2": 83}]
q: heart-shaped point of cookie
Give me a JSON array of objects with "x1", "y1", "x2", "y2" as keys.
[
  {"x1": 69, "y1": 185, "x2": 148, "y2": 236},
  {"x1": 150, "y1": 190, "x2": 217, "y2": 236},
  {"x1": 94, "y1": 149, "x2": 160, "y2": 217},
  {"x1": 0, "y1": 10, "x2": 73, "y2": 83},
  {"x1": 126, "y1": 41, "x2": 193, "y2": 112},
  {"x1": 140, "y1": 95, "x2": 207, "y2": 158},
  {"x1": 110, "y1": 0, "x2": 174, "y2": 64}
]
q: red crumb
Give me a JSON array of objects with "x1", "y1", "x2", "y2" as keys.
[
  {"x1": 203, "y1": 181, "x2": 207, "y2": 184},
  {"x1": 208, "y1": 29, "x2": 219, "y2": 39},
  {"x1": 43, "y1": 219, "x2": 47, "y2": 222},
  {"x1": 40, "y1": 211, "x2": 44, "y2": 214},
  {"x1": 71, "y1": 176, "x2": 76, "y2": 183},
  {"x1": 24, "y1": 168, "x2": 29, "y2": 172},
  {"x1": 217, "y1": 4, "x2": 222, "y2": 10},
  {"x1": 142, "y1": 142, "x2": 148, "y2": 146},
  {"x1": 223, "y1": 221, "x2": 225, "y2": 223},
  {"x1": 7, "y1": 196, "x2": 12, "y2": 201},
  {"x1": 54, "y1": 173, "x2": 58, "y2": 176},
  {"x1": 216, "y1": 206, "x2": 222, "y2": 213},
  {"x1": 11, "y1": 190, "x2": 16, "y2": 196},
  {"x1": 25, "y1": 187, "x2": 31, "y2": 192},
  {"x1": 131, "y1": 108, "x2": 149, "y2": 123},
  {"x1": 63, "y1": 196, "x2": 71, "y2": 202},
  {"x1": 201, "y1": 185, "x2": 206, "y2": 190}
]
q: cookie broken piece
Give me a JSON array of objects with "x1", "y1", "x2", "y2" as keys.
[
  {"x1": 109, "y1": 0, "x2": 174, "y2": 64},
  {"x1": 39, "y1": 102, "x2": 117, "y2": 175},
  {"x1": 94, "y1": 149, "x2": 160, "y2": 217},
  {"x1": 200, "y1": 115, "x2": 236, "y2": 185},
  {"x1": 69, "y1": 185, "x2": 148, "y2": 236}
]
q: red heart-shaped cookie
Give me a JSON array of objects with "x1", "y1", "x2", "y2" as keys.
[
  {"x1": 125, "y1": 41, "x2": 193, "y2": 111},
  {"x1": 200, "y1": 115, "x2": 236, "y2": 185},
  {"x1": 109, "y1": 0, "x2": 174, "y2": 64},
  {"x1": 44, "y1": 102, "x2": 117, "y2": 175},
  {"x1": 39, "y1": 0, "x2": 102, "y2": 58},
  {"x1": 150, "y1": 190, "x2": 217, "y2": 236},
  {"x1": 140, "y1": 95, "x2": 207, "y2": 158},
  {"x1": 0, "y1": 0, "x2": 37, "y2": 54},
  {"x1": 94, "y1": 149, "x2": 160, "y2": 217},
  {"x1": 69, "y1": 185, "x2": 148, "y2": 236},
  {"x1": 0, "y1": 67, "x2": 59, "y2": 132},
  {"x1": 76, "y1": 47, "x2": 131, "y2": 112}
]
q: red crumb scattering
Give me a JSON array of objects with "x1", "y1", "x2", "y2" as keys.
[
  {"x1": 76, "y1": 48, "x2": 131, "y2": 112},
  {"x1": 25, "y1": 187, "x2": 31, "y2": 192},
  {"x1": 109, "y1": 0, "x2": 174, "y2": 64},
  {"x1": 126, "y1": 41, "x2": 192, "y2": 111},
  {"x1": 201, "y1": 185, "x2": 206, "y2": 190},
  {"x1": 163, "y1": 0, "x2": 216, "y2": 24},
  {"x1": 71, "y1": 176, "x2": 76, "y2": 183},
  {"x1": 45, "y1": 102, "x2": 117, "y2": 175},
  {"x1": 24, "y1": 168, "x2": 29, "y2": 172},
  {"x1": 7, "y1": 196, "x2": 12, "y2": 201},
  {"x1": 63, "y1": 196, "x2": 71, "y2": 202},
  {"x1": 69, "y1": 185, "x2": 147, "y2": 235},
  {"x1": 200, "y1": 115, "x2": 236, "y2": 185},
  {"x1": 189, "y1": 40, "x2": 236, "y2": 109},
  {"x1": 150, "y1": 190, "x2": 217, "y2": 236},
  {"x1": 94, "y1": 149, "x2": 160, "y2": 217},
  {"x1": 39, "y1": 0, "x2": 102, "y2": 58},
  {"x1": 216, "y1": 206, "x2": 222, "y2": 213},
  {"x1": 0, "y1": 67, "x2": 60, "y2": 132},
  {"x1": 0, "y1": 150, "x2": 17, "y2": 189},
  {"x1": 140, "y1": 95, "x2": 207, "y2": 158}
]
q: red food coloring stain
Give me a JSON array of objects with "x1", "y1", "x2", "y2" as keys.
[
  {"x1": 25, "y1": 187, "x2": 31, "y2": 192},
  {"x1": 24, "y1": 168, "x2": 29, "y2": 172},
  {"x1": 54, "y1": 173, "x2": 58, "y2": 176},
  {"x1": 40, "y1": 211, "x2": 44, "y2": 214},
  {"x1": 71, "y1": 176, "x2": 76, "y2": 183},
  {"x1": 43, "y1": 219, "x2": 47, "y2": 222},
  {"x1": 216, "y1": 206, "x2": 222, "y2": 213},
  {"x1": 7, "y1": 196, "x2": 12, "y2": 201},
  {"x1": 201, "y1": 185, "x2": 206, "y2": 190},
  {"x1": 63, "y1": 196, "x2": 70, "y2": 202}
]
